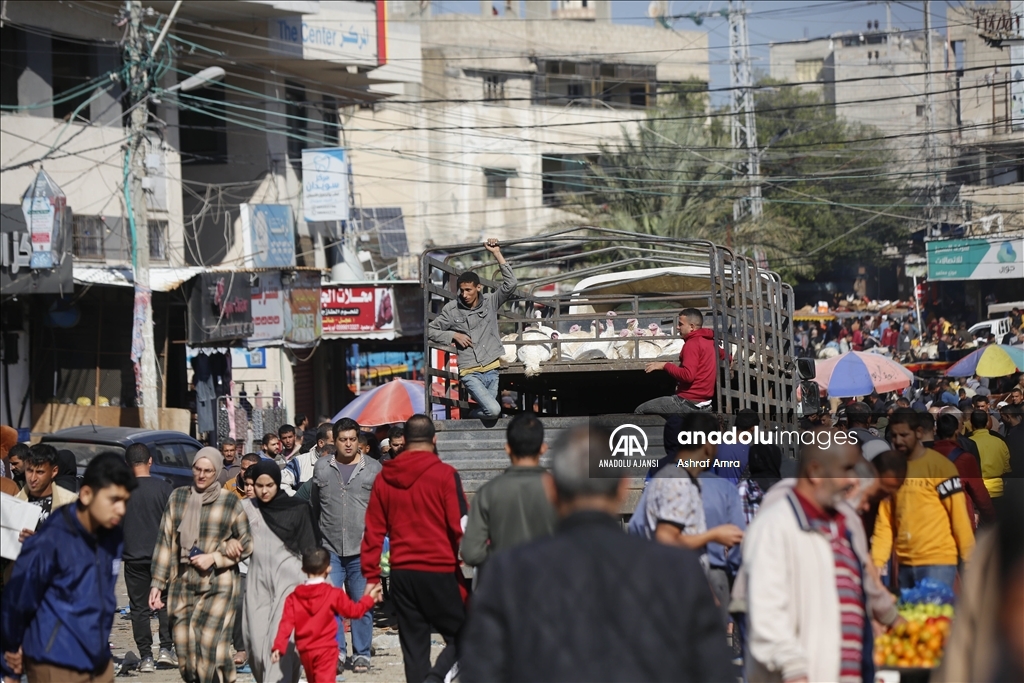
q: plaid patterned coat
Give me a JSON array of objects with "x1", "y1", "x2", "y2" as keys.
[{"x1": 151, "y1": 487, "x2": 252, "y2": 683}]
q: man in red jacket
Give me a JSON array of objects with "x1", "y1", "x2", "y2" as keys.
[
  {"x1": 361, "y1": 414, "x2": 469, "y2": 683},
  {"x1": 636, "y1": 308, "x2": 722, "y2": 415}
]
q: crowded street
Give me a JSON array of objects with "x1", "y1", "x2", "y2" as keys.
[{"x1": 2, "y1": 1, "x2": 1024, "y2": 682}]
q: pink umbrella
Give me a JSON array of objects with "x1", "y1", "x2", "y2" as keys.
[{"x1": 813, "y1": 351, "x2": 914, "y2": 397}]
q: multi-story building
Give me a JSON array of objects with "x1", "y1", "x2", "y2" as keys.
[
  {"x1": 0, "y1": 0, "x2": 420, "y2": 435},
  {"x1": 769, "y1": 23, "x2": 950, "y2": 180},
  {"x1": 345, "y1": 0, "x2": 709, "y2": 256},
  {"x1": 945, "y1": 0, "x2": 1023, "y2": 231}
]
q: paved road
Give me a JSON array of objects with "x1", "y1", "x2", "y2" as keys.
[{"x1": 110, "y1": 574, "x2": 443, "y2": 683}]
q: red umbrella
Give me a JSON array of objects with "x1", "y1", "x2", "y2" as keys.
[{"x1": 332, "y1": 378, "x2": 425, "y2": 426}]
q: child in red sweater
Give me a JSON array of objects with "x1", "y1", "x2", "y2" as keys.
[{"x1": 271, "y1": 548, "x2": 383, "y2": 683}]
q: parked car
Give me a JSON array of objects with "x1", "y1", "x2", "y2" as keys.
[{"x1": 41, "y1": 427, "x2": 202, "y2": 489}]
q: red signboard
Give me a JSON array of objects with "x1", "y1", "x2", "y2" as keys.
[{"x1": 321, "y1": 286, "x2": 395, "y2": 335}]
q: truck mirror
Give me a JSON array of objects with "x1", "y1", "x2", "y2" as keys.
[
  {"x1": 797, "y1": 357, "x2": 816, "y2": 381},
  {"x1": 799, "y1": 380, "x2": 821, "y2": 417}
]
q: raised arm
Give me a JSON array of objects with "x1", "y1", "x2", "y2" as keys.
[{"x1": 484, "y1": 240, "x2": 517, "y2": 309}]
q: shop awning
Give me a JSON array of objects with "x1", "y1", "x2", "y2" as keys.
[{"x1": 73, "y1": 265, "x2": 206, "y2": 292}]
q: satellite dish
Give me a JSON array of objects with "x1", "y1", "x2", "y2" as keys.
[{"x1": 648, "y1": 1, "x2": 670, "y2": 28}]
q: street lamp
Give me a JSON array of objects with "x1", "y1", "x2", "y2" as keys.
[
  {"x1": 151, "y1": 67, "x2": 225, "y2": 104},
  {"x1": 168, "y1": 66, "x2": 226, "y2": 94}
]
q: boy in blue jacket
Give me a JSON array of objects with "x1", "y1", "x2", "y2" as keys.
[{"x1": 2, "y1": 452, "x2": 137, "y2": 683}]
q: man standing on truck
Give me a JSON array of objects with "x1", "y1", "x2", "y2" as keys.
[
  {"x1": 428, "y1": 239, "x2": 517, "y2": 419},
  {"x1": 636, "y1": 308, "x2": 721, "y2": 415}
]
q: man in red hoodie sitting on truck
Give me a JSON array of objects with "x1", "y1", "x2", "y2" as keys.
[
  {"x1": 636, "y1": 308, "x2": 723, "y2": 415},
  {"x1": 361, "y1": 414, "x2": 469, "y2": 683}
]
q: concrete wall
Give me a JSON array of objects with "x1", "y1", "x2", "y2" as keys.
[
  {"x1": 346, "y1": 99, "x2": 642, "y2": 250},
  {"x1": 346, "y1": 12, "x2": 708, "y2": 252},
  {"x1": 769, "y1": 30, "x2": 952, "y2": 178},
  {"x1": 419, "y1": 14, "x2": 707, "y2": 83},
  {"x1": 0, "y1": 116, "x2": 130, "y2": 215}
]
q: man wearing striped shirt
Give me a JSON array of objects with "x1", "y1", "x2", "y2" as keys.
[{"x1": 741, "y1": 436, "x2": 871, "y2": 683}]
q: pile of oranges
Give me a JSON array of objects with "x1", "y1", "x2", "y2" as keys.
[{"x1": 874, "y1": 606, "x2": 952, "y2": 670}]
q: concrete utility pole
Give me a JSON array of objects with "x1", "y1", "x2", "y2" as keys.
[
  {"x1": 728, "y1": 0, "x2": 762, "y2": 224},
  {"x1": 923, "y1": 0, "x2": 939, "y2": 232},
  {"x1": 125, "y1": 0, "x2": 159, "y2": 429}
]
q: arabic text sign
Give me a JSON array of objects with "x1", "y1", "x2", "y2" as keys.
[
  {"x1": 302, "y1": 148, "x2": 349, "y2": 223},
  {"x1": 926, "y1": 236, "x2": 1023, "y2": 281},
  {"x1": 321, "y1": 286, "x2": 395, "y2": 334},
  {"x1": 269, "y1": 11, "x2": 377, "y2": 65},
  {"x1": 241, "y1": 204, "x2": 296, "y2": 269},
  {"x1": 250, "y1": 271, "x2": 285, "y2": 343}
]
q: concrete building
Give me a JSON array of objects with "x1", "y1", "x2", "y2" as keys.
[
  {"x1": 0, "y1": 0, "x2": 420, "y2": 436},
  {"x1": 944, "y1": 0, "x2": 1023, "y2": 232},
  {"x1": 769, "y1": 24, "x2": 951, "y2": 179},
  {"x1": 344, "y1": 0, "x2": 709, "y2": 259}
]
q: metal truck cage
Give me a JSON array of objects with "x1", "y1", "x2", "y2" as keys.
[{"x1": 422, "y1": 227, "x2": 795, "y2": 419}]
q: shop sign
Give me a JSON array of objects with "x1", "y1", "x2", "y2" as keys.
[
  {"x1": 188, "y1": 272, "x2": 254, "y2": 344},
  {"x1": 321, "y1": 285, "x2": 395, "y2": 336}
]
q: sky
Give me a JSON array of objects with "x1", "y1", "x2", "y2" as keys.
[{"x1": 430, "y1": 1, "x2": 971, "y2": 105}]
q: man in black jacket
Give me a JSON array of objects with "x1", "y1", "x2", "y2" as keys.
[{"x1": 460, "y1": 425, "x2": 734, "y2": 683}]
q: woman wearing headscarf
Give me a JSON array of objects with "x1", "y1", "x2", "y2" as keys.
[
  {"x1": 242, "y1": 460, "x2": 318, "y2": 683},
  {"x1": 149, "y1": 447, "x2": 252, "y2": 683},
  {"x1": 54, "y1": 449, "x2": 79, "y2": 492}
]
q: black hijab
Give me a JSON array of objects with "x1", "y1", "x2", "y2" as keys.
[
  {"x1": 55, "y1": 450, "x2": 79, "y2": 492},
  {"x1": 249, "y1": 460, "x2": 318, "y2": 556}
]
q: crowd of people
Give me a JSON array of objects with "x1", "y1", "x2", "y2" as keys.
[
  {"x1": 795, "y1": 306, "x2": 1024, "y2": 361},
  {"x1": 1, "y1": 388, "x2": 1021, "y2": 683}
]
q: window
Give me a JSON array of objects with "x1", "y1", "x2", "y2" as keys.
[
  {"x1": 542, "y1": 154, "x2": 596, "y2": 206},
  {"x1": 534, "y1": 60, "x2": 657, "y2": 108},
  {"x1": 1, "y1": 25, "x2": 25, "y2": 108},
  {"x1": 72, "y1": 215, "x2": 104, "y2": 259},
  {"x1": 916, "y1": 104, "x2": 926, "y2": 117},
  {"x1": 795, "y1": 59, "x2": 824, "y2": 83},
  {"x1": 179, "y1": 83, "x2": 227, "y2": 164},
  {"x1": 321, "y1": 95, "x2": 339, "y2": 146},
  {"x1": 484, "y1": 75, "x2": 506, "y2": 102},
  {"x1": 148, "y1": 220, "x2": 168, "y2": 261},
  {"x1": 285, "y1": 81, "x2": 308, "y2": 165},
  {"x1": 52, "y1": 37, "x2": 94, "y2": 121},
  {"x1": 483, "y1": 168, "x2": 516, "y2": 198}
]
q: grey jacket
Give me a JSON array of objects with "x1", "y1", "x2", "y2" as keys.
[
  {"x1": 460, "y1": 465, "x2": 556, "y2": 567},
  {"x1": 428, "y1": 263, "x2": 517, "y2": 371},
  {"x1": 311, "y1": 454, "x2": 382, "y2": 557}
]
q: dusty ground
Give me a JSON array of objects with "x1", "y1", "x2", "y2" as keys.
[{"x1": 109, "y1": 574, "x2": 444, "y2": 683}]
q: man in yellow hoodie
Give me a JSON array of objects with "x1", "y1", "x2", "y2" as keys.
[{"x1": 871, "y1": 408, "x2": 974, "y2": 590}]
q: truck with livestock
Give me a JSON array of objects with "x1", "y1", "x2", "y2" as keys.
[{"x1": 420, "y1": 228, "x2": 814, "y2": 511}]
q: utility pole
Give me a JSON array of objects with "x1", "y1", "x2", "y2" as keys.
[
  {"x1": 672, "y1": 3, "x2": 761, "y2": 226},
  {"x1": 923, "y1": 0, "x2": 939, "y2": 234},
  {"x1": 125, "y1": 0, "x2": 159, "y2": 429},
  {"x1": 728, "y1": 0, "x2": 762, "y2": 224}
]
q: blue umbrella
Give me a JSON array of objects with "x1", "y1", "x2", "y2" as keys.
[{"x1": 814, "y1": 351, "x2": 914, "y2": 397}]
